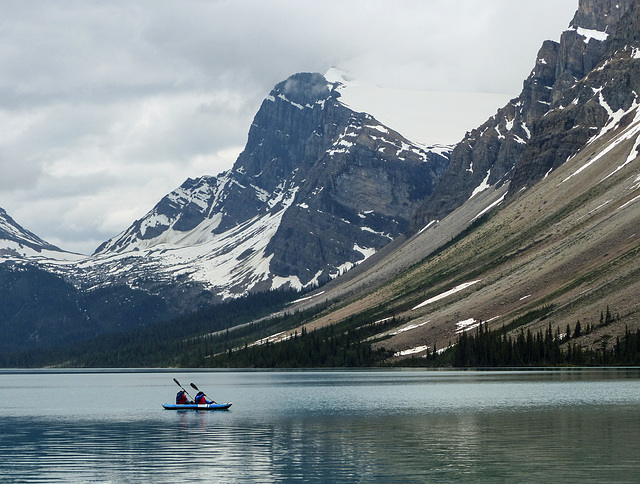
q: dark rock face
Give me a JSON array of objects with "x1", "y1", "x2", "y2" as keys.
[
  {"x1": 511, "y1": 0, "x2": 640, "y2": 190},
  {"x1": 93, "y1": 72, "x2": 450, "y2": 293},
  {"x1": 411, "y1": 0, "x2": 637, "y2": 232},
  {"x1": 266, "y1": 110, "x2": 447, "y2": 284},
  {"x1": 551, "y1": 0, "x2": 631, "y2": 97},
  {"x1": 570, "y1": 0, "x2": 632, "y2": 30}
]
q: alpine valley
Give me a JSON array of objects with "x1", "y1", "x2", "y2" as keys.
[{"x1": 2, "y1": 0, "x2": 640, "y2": 367}]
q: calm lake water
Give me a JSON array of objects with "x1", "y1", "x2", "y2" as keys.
[{"x1": 1, "y1": 369, "x2": 640, "y2": 482}]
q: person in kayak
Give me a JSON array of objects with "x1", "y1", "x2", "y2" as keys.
[
  {"x1": 176, "y1": 390, "x2": 191, "y2": 404},
  {"x1": 194, "y1": 391, "x2": 213, "y2": 405}
]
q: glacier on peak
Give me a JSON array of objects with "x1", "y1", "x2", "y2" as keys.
[{"x1": 324, "y1": 67, "x2": 515, "y2": 147}]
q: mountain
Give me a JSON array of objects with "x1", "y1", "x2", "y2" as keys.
[
  {"x1": 0, "y1": 207, "x2": 173, "y2": 353},
  {"x1": 5, "y1": 0, "x2": 638, "y2": 365},
  {"x1": 254, "y1": 0, "x2": 640, "y2": 361},
  {"x1": 0, "y1": 207, "x2": 80, "y2": 261},
  {"x1": 0, "y1": 72, "x2": 449, "y2": 352},
  {"x1": 411, "y1": 0, "x2": 635, "y2": 232},
  {"x1": 80, "y1": 72, "x2": 449, "y2": 302}
]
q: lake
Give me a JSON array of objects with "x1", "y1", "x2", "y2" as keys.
[{"x1": 1, "y1": 368, "x2": 640, "y2": 482}]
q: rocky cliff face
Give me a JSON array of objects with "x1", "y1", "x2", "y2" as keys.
[
  {"x1": 511, "y1": 0, "x2": 640, "y2": 190},
  {"x1": 411, "y1": 0, "x2": 636, "y2": 232},
  {"x1": 552, "y1": 0, "x2": 632, "y2": 97},
  {"x1": 88, "y1": 72, "x2": 449, "y2": 300}
]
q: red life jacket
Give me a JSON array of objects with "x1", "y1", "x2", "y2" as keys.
[
  {"x1": 195, "y1": 392, "x2": 208, "y2": 404},
  {"x1": 176, "y1": 391, "x2": 188, "y2": 404}
]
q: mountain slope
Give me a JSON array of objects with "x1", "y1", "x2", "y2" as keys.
[
  {"x1": 81, "y1": 72, "x2": 449, "y2": 301},
  {"x1": 0, "y1": 261, "x2": 172, "y2": 353},
  {"x1": 261, "y1": 0, "x2": 640, "y2": 359},
  {"x1": 377, "y1": 122, "x2": 640, "y2": 358},
  {"x1": 0, "y1": 207, "x2": 80, "y2": 261}
]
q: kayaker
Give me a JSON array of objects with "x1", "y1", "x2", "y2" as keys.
[
  {"x1": 176, "y1": 390, "x2": 191, "y2": 404},
  {"x1": 195, "y1": 391, "x2": 213, "y2": 404}
]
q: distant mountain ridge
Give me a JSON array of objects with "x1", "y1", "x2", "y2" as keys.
[{"x1": 0, "y1": 207, "x2": 80, "y2": 260}]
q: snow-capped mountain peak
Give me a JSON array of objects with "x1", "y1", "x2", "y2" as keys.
[{"x1": 82, "y1": 72, "x2": 450, "y2": 301}]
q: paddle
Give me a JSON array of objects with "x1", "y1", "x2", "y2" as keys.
[
  {"x1": 173, "y1": 378, "x2": 194, "y2": 401},
  {"x1": 190, "y1": 382, "x2": 216, "y2": 403}
]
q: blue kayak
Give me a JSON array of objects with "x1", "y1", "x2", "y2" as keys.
[{"x1": 162, "y1": 402, "x2": 232, "y2": 410}]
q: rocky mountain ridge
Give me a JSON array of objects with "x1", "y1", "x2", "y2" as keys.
[{"x1": 411, "y1": 0, "x2": 635, "y2": 232}]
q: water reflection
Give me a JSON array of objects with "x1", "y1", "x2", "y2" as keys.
[
  {"x1": 2, "y1": 369, "x2": 640, "y2": 482},
  {"x1": 0, "y1": 410, "x2": 637, "y2": 482}
]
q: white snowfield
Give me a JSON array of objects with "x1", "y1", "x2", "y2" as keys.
[
  {"x1": 0, "y1": 240, "x2": 84, "y2": 262},
  {"x1": 412, "y1": 280, "x2": 481, "y2": 311},
  {"x1": 325, "y1": 67, "x2": 513, "y2": 147},
  {"x1": 570, "y1": 26, "x2": 609, "y2": 44}
]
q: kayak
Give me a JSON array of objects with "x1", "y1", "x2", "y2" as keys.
[{"x1": 162, "y1": 402, "x2": 232, "y2": 410}]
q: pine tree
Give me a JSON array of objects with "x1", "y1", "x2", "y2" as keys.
[{"x1": 574, "y1": 320, "x2": 582, "y2": 338}]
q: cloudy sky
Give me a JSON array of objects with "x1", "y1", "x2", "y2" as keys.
[{"x1": 0, "y1": 0, "x2": 578, "y2": 255}]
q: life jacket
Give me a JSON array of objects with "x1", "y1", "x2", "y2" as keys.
[
  {"x1": 176, "y1": 390, "x2": 188, "y2": 404},
  {"x1": 195, "y1": 392, "x2": 210, "y2": 404}
]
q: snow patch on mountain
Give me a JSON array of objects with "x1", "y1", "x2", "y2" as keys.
[
  {"x1": 561, "y1": 92, "x2": 640, "y2": 185},
  {"x1": 569, "y1": 26, "x2": 609, "y2": 43},
  {"x1": 471, "y1": 194, "x2": 506, "y2": 222},
  {"x1": 412, "y1": 280, "x2": 481, "y2": 311},
  {"x1": 394, "y1": 345, "x2": 429, "y2": 357},
  {"x1": 469, "y1": 170, "x2": 492, "y2": 199},
  {"x1": 0, "y1": 240, "x2": 83, "y2": 262}
]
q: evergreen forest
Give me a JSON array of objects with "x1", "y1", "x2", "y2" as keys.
[{"x1": 3, "y1": 288, "x2": 640, "y2": 369}]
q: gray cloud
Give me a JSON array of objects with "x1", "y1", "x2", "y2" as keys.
[{"x1": 0, "y1": 0, "x2": 578, "y2": 254}]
